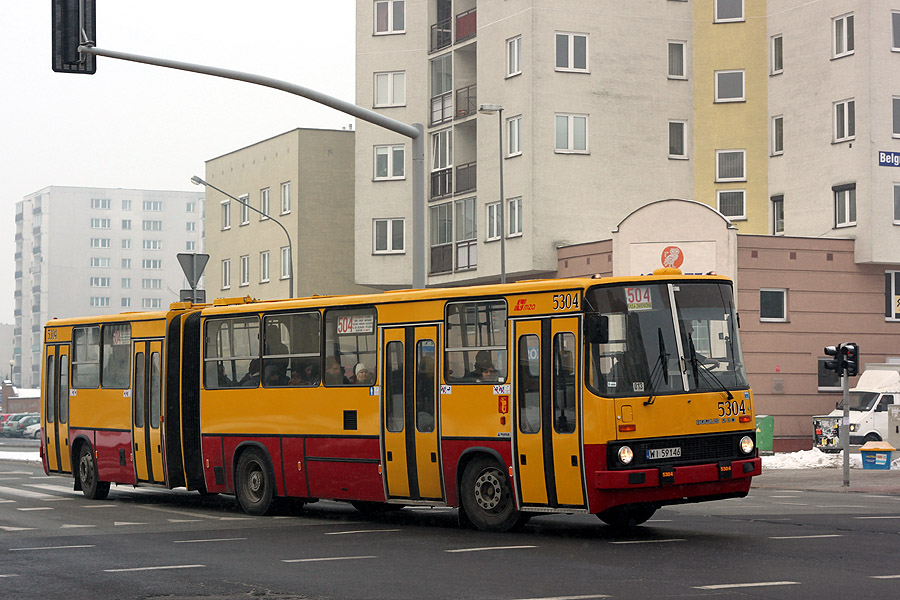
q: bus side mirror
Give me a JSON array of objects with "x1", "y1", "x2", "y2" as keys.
[{"x1": 584, "y1": 314, "x2": 609, "y2": 344}]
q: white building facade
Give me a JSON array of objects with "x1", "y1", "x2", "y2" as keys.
[{"x1": 13, "y1": 186, "x2": 204, "y2": 387}]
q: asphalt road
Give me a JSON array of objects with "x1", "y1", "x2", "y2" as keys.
[{"x1": 1, "y1": 461, "x2": 899, "y2": 600}]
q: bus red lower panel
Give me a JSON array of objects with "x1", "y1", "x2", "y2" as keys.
[
  {"x1": 305, "y1": 437, "x2": 382, "y2": 502},
  {"x1": 440, "y1": 438, "x2": 513, "y2": 507},
  {"x1": 71, "y1": 428, "x2": 134, "y2": 485}
]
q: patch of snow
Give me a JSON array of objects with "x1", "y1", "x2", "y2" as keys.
[
  {"x1": 763, "y1": 448, "x2": 900, "y2": 470},
  {"x1": 0, "y1": 451, "x2": 40, "y2": 463}
]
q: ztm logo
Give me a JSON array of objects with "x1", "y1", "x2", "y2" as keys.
[
  {"x1": 660, "y1": 246, "x2": 684, "y2": 269},
  {"x1": 514, "y1": 299, "x2": 535, "y2": 312}
]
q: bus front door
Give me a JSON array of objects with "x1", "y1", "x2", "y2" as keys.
[
  {"x1": 43, "y1": 344, "x2": 71, "y2": 474},
  {"x1": 131, "y1": 340, "x2": 165, "y2": 484},
  {"x1": 381, "y1": 326, "x2": 443, "y2": 502},
  {"x1": 513, "y1": 317, "x2": 586, "y2": 509}
]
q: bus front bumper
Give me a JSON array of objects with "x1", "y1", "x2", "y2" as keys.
[{"x1": 595, "y1": 456, "x2": 761, "y2": 490}]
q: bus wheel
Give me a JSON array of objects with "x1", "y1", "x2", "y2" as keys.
[
  {"x1": 597, "y1": 504, "x2": 656, "y2": 528},
  {"x1": 77, "y1": 444, "x2": 110, "y2": 500},
  {"x1": 235, "y1": 448, "x2": 274, "y2": 516},
  {"x1": 460, "y1": 457, "x2": 525, "y2": 532}
]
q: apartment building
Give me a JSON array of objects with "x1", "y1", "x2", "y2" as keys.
[
  {"x1": 13, "y1": 186, "x2": 204, "y2": 387},
  {"x1": 203, "y1": 128, "x2": 373, "y2": 300}
]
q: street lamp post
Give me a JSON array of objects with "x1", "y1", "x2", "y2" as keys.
[
  {"x1": 191, "y1": 176, "x2": 295, "y2": 299},
  {"x1": 478, "y1": 104, "x2": 506, "y2": 284}
]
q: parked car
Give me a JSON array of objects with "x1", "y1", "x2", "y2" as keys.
[
  {"x1": 9, "y1": 415, "x2": 39, "y2": 437},
  {"x1": 2, "y1": 413, "x2": 37, "y2": 437},
  {"x1": 23, "y1": 422, "x2": 41, "y2": 439}
]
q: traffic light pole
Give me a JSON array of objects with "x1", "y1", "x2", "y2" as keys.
[{"x1": 841, "y1": 371, "x2": 851, "y2": 487}]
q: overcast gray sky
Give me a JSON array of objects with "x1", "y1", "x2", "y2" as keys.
[{"x1": 1, "y1": 1, "x2": 356, "y2": 323}]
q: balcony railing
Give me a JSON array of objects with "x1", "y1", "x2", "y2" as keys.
[
  {"x1": 430, "y1": 244, "x2": 453, "y2": 275},
  {"x1": 430, "y1": 17, "x2": 452, "y2": 53},
  {"x1": 456, "y1": 240, "x2": 477, "y2": 271},
  {"x1": 456, "y1": 162, "x2": 476, "y2": 194},
  {"x1": 456, "y1": 9, "x2": 476, "y2": 42},
  {"x1": 455, "y1": 84, "x2": 476, "y2": 119},
  {"x1": 431, "y1": 91, "x2": 453, "y2": 126},
  {"x1": 431, "y1": 168, "x2": 453, "y2": 200}
]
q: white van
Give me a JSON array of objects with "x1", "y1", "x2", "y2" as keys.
[{"x1": 814, "y1": 364, "x2": 899, "y2": 450}]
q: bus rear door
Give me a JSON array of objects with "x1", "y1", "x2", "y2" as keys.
[
  {"x1": 381, "y1": 326, "x2": 443, "y2": 501},
  {"x1": 43, "y1": 343, "x2": 71, "y2": 474},
  {"x1": 513, "y1": 317, "x2": 586, "y2": 509},
  {"x1": 131, "y1": 340, "x2": 165, "y2": 484}
]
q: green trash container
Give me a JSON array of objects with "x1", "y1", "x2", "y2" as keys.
[{"x1": 755, "y1": 415, "x2": 774, "y2": 455}]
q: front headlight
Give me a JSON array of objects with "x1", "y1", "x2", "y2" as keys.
[
  {"x1": 849, "y1": 424, "x2": 857, "y2": 432},
  {"x1": 739, "y1": 435, "x2": 755, "y2": 454},
  {"x1": 618, "y1": 445, "x2": 634, "y2": 465}
]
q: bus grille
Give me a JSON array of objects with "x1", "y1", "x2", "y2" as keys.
[{"x1": 605, "y1": 432, "x2": 755, "y2": 470}]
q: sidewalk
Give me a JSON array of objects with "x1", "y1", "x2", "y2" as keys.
[{"x1": 753, "y1": 467, "x2": 900, "y2": 496}]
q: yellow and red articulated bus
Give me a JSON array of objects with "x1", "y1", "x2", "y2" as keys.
[{"x1": 41, "y1": 272, "x2": 760, "y2": 531}]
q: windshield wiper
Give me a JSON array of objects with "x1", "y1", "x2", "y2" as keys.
[
  {"x1": 644, "y1": 328, "x2": 669, "y2": 406},
  {"x1": 687, "y1": 335, "x2": 733, "y2": 400}
]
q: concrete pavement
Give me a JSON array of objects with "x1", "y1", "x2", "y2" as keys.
[{"x1": 753, "y1": 466, "x2": 900, "y2": 496}]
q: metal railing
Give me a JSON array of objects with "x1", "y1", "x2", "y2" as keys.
[
  {"x1": 431, "y1": 91, "x2": 453, "y2": 126},
  {"x1": 430, "y1": 18, "x2": 452, "y2": 53},
  {"x1": 456, "y1": 9, "x2": 477, "y2": 42},
  {"x1": 455, "y1": 84, "x2": 477, "y2": 119},
  {"x1": 431, "y1": 168, "x2": 453, "y2": 200},
  {"x1": 456, "y1": 162, "x2": 476, "y2": 194}
]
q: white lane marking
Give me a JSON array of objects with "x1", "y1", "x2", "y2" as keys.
[
  {"x1": 325, "y1": 529, "x2": 401, "y2": 536},
  {"x1": 282, "y1": 556, "x2": 377, "y2": 563},
  {"x1": 770, "y1": 495, "x2": 799, "y2": 498},
  {"x1": 647, "y1": 519, "x2": 673, "y2": 523},
  {"x1": 0, "y1": 574, "x2": 19, "y2": 578},
  {"x1": 694, "y1": 581, "x2": 800, "y2": 590},
  {"x1": 870, "y1": 574, "x2": 900, "y2": 579},
  {"x1": 774, "y1": 502, "x2": 808, "y2": 506},
  {"x1": 61, "y1": 524, "x2": 96, "y2": 529},
  {"x1": 0, "y1": 526, "x2": 34, "y2": 531},
  {"x1": 770, "y1": 534, "x2": 841, "y2": 540},
  {"x1": 17, "y1": 507, "x2": 53, "y2": 511},
  {"x1": 25, "y1": 483, "x2": 79, "y2": 495},
  {"x1": 508, "y1": 595, "x2": 611, "y2": 600},
  {"x1": 168, "y1": 519, "x2": 203, "y2": 523},
  {"x1": 114, "y1": 522, "x2": 150, "y2": 526},
  {"x1": 0, "y1": 486, "x2": 55, "y2": 499},
  {"x1": 217, "y1": 517, "x2": 254, "y2": 521},
  {"x1": 445, "y1": 545, "x2": 537, "y2": 553},
  {"x1": 609, "y1": 539, "x2": 685, "y2": 545},
  {"x1": 105, "y1": 564, "x2": 205, "y2": 573},
  {"x1": 173, "y1": 537, "x2": 247, "y2": 544},
  {"x1": 81, "y1": 505, "x2": 116, "y2": 509},
  {"x1": 818, "y1": 505, "x2": 865, "y2": 509},
  {"x1": 855, "y1": 516, "x2": 900, "y2": 520},
  {"x1": 0, "y1": 500, "x2": 15, "y2": 504},
  {"x1": 10, "y1": 544, "x2": 95, "y2": 551},
  {"x1": 0, "y1": 471, "x2": 32, "y2": 475}
]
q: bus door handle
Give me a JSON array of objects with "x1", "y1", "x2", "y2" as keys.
[{"x1": 134, "y1": 442, "x2": 139, "y2": 451}]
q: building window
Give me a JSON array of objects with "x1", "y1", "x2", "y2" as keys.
[
  {"x1": 833, "y1": 13, "x2": 854, "y2": 58},
  {"x1": 222, "y1": 259, "x2": 231, "y2": 290},
  {"x1": 430, "y1": 54, "x2": 452, "y2": 125},
  {"x1": 508, "y1": 197, "x2": 523, "y2": 237},
  {"x1": 186, "y1": 241, "x2": 196, "y2": 252},
  {"x1": 141, "y1": 278, "x2": 162, "y2": 290},
  {"x1": 122, "y1": 239, "x2": 131, "y2": 249},
  {"x1": 430, "y1": 203, "x2": 453, "y2": 274},
  {"x1": 374, "y1": 0, "x2": 404, "y2": 35},
  {"x1": 122, "y1": 258, "x2": 131, "y2": 269},
  {"x1": 281, "y1": 247, "x2": 290, "y2": 280},
  {"x1": 221, "y1": 200, "x2": 231, "y2": 230},
  {"x1": 90, "y1": 238, "x2": 110, "y2": 249},
  {"x1": 121, "y1": 277, "x2": 131, "y2": 289},
  {"x1": 186, "y1": 221, "x2": 196, "y2": 232},
  {"x1": 717, "y1": 190, "x2": 746, "y2": 219},
  {"x1": 142, "y1": 298, "x2": 162, "y2": 309},
  {"x1": 760, "y1": 289, "x2": 787, "y2": 322},
  {"x1": 143, "y1": 200, "x2": 163, "y2": 211},
  {"x1": 431, "y1": 129, "x2": 453, "y2": 199},
  {"x1": 715, "y1": 70, "x2": 745, "y2": 102},
  {"x1": 893, "y1": 11, "x2": 900, "y2": 51},
  {"x1": 668, "y1": 40, "x2": 686, "y2": 79},
  {"x1": 240, "y1": 255, "x2": 250, "y2": 287},
  {"x1": 374, "y1": 71, "x2": 406, "y2": 107},
  {"x1": 771, "y1": 195, "x2": 785, "y2": 234},
  {"x1": 142, "y1": 240, "x2": 162, "y2": 251},
  {"x1": 121, "y1": 298, "x2": 131, "y2": 308},
  {"x1": 121, "y1": 199, "x2": 131, "y2": 210},
  {"x1": 669, "y1": 120, "x2": 687, "y2": 159},
  {"x1": 555, "y1": 114, "x2": 588, "y2": 153},
  {"x1": 834, "y1": 99, "x2": 855, "y2": 142},
  {"x1": 89, "y1": 277, "x2": 110, "y2": 288},
  {"x1": 834, "y1": 184, "x2": 856, "y2": 228},
  {"x1": 486, "y1": 203, "x2": 501, "y2": 241},
  {"x1": 893, "y1": 97, "x2": 900, "y2": 138},
  {"x1": 714, "y1": 0, "x2": 744, "y2": 22},
  {"x1": 374, "y1": 144, "x2": 405, "y2": 180},
  {"x1": 281, "y1": 182, "x2": 291, "y2": 214},
  {"x1": 817, "y1": 356, "x2": 842, "y2": 391},
  {"x1": 886, "y1": 271, "x2": 900, "y2": 320},
  {"x1": 89, "y1": 297, "x2": 110, "y2": 308},
  {"x1": 771, "y1": 34, "x2": 783, "y2": 74},
  {"x1": 260, "y1": 188, "x2": 270, "y2": 220},
  {"x1": 374, "y1": 218, "x2": 405, "y2": 254},
  {"x1": 142, "y1": 259, "x2": 162, "y2": 270},
  {"x1": 716, "y1": 149, "x2": 746, "y2": 182},
  {"x1": 90, "y1": 218, "x2": 110, "y2": 229},
  {"x1": 894, "y1": 184, "x2": 900, "y2": 224},
  {"x1": 91, "y1": 198, "x2": 111, "y2": 210},
  {"x1": 142, "y1": 220, "x2": 163, "y2": 231},
  {"x1": 121, "y1": 219, "x2": 132, "y2": 230},
  {"x1": 507, "y1": 115, "x2": 522, "y2": 157},
  {"x1": 507, "y1": 36, "x2": 522, "y2": 77},
  {"x1": 772, "y1": 115, "x2": 784, "y2": 156},
  {"x1": 260, "y1": 251, "x2": 270, "y2": 283},
  {"x1": 186, "y1": 201, "x2": 196, "y2": 213},
  {"x1": 90, "y1": 257, "x2": 110, "y2": 268},
  {"x1": 455, "y1": 197, "x2": 477, "y2": 271},
  {"x1": 555, "y1": 32, "x2": 589, "y2": 72},
  {"x1": 239, "y1": 195, "x2": 250, "y2": 225}
]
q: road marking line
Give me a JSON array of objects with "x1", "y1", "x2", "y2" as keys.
[
  {"x1": 168, "y1": 519, "x2": 203, "y2": 523},
  {"x1": 694, "y1": 581, "x2": 800, "y2": 590},
  {"x1": 282, "y1": 556, "x2": 377, "y2": 563},
  {"x1": 647, "y1": 519, "x2": 673, "y2": 523},
  {"x1": 870, "y1": 574, "x2": 900, "y2": 579},
  {"x1": 104, "y1": 565, "x2": 205, "y2": 573},
  {"x1": 325, "y1": 529, "x2": 401, "y2": 535},
  {"x1": 10, "y1": 544, "x2": 95, "y2": 551},
  {"x1": 25, "y1": 483, "x2": 78, "y2": 494},
  {"x1": 0, "y1": 526, "x2": 34, "y2": 531},
  {"x1": 61, "y1": 524, "x2": 96, "y2": 529},
  {"x1": 82, "y1": 505, "x2": 117, "y2": 509},
  {"x1": 0, "y1": 485, "x2": 55, "y2": 499},
  {"x1": 774, "y1": 502, "x2": 808, "y2": 506},
  {"x1": 508, "y1": 595, "x2": 611, "y2": 600},
  {"x1": 609, "y1": 539, "x2": 685, "y2": 545},
  {"x1": 0, "y1": 500, "x2": 15, "y2": 504},
  {"x1": 770, "y1": 534, "x2": 841, "y2": 540},
  {"x1": 174, "y1": 538, "x2": 247, "y2": 544},
  {"x1": 855, "y1": 516, "x2": 900, "y2": 520},
  {"x1": 770, "y1": 495, "x2": 799, "y2": 498},
  {"x1": 114, "y1": 522, "x2": 150, "y2": 526},
  {"x1": 446, "y1": 545, "x2": 536, "y2": 553},
  {"x1": 818, "y1": 505, "x2": 865, "y2": 509},
  {"x1": 17, "y1": 507, "x2": 53, "y2": 511},
  {"x1": 0, "y1": 471, "x2": 32, "y2": 475},
  {"x1": 0, "y1": 574, "x2": 19, "y2": 578}
]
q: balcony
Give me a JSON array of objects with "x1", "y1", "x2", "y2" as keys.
[
  {"x1": 456, "y1": 8, "x2": 476, "y2": 43},
  {"x1": 431, "y1": 168, "x2": 453, "y2": 201},
  {"x1": 430, "y1": 17, "x2": 452, "y2": 53},
  {"x1": 456, "y1": 162, "x2": 476, "y2": 194},
  {"x1": 456, "y1": 240, "x2": 477, "y2": 271},
  {"x1": 431, "y1": 91, "x2": 453, "y2": 126},
  {"x1": 455, "y1": 84, "x2": 477, "y2": 120},
  {"x1": 430, "y1": 244, "x2": 453, "y2": 275}
]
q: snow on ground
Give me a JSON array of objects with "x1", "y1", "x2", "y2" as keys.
[
  {"x1": 763, "y1": 448, "x2": 900, "y2": 470},
  {"x1": 0, "y1": 451, "x2": 40, "y2": 463}
]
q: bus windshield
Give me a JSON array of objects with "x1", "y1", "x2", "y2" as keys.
[{"x1": 585, "y1": 281, "x2": 747, "y2": 398}]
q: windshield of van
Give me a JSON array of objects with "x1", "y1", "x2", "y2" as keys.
[{"x1": 838, "y1": 391, "x2": 879, "y2": 411}]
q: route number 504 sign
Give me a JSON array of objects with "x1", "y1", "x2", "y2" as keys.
[{"x1": 625, "y1": 287, "x2": 653, "y2": 311}]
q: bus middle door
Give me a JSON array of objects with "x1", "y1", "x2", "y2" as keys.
[
  {"x1": 513, "y1": 317, "x2": 586, "y2": 509},
  {"x1": 132, "y1": 340, "x2": 165, "y2": 484},
  {"x1": 43, "y1": 343, "x2": 71, "y2": 474}
]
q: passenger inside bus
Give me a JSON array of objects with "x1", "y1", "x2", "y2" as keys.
[
  {"x1": 354, "y1": 363, "x2": 375, "y2": 385},
  {"x1": 263, "y1": 324, "x2": 290, "y2": 384},
  {"x1": 325, "y1": 356, "x2": 349, "y2": 385},
  {"x1": 239, "y1": 359, "x2": 261, "y2": 387},
  {"x1": 289, "y1": 359, "x2": 319, "y2": 386}
]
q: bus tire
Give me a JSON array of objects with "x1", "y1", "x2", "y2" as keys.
[
  {"x1": 459, "y1": 456, "x2": 526, "y2": 532},
  {"x1": 77, "y1": 444, "x2": 110, "y2": 500},
  {"x1": 597, "y1": 503, "x2": 656, "y2": 528},
  {"x1": 235, "y1": 448, "x2": 275, "y2": 516}
]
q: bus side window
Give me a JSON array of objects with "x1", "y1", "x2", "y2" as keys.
[
  {"x1": 101, "y1": 323, "x2": 131, "y2": 388},
  {"x1": 72, "y1": 326, "x2": 100, "y2": 389},
  {"x1": 264, "y1": 312, "x2": 321, "y2": 388},
  {"x1": 416, "y1": 340, "x2": 436, "y2": 433},
  {"x1": 324, "y1": 307, "x2": 377, "y2": 387},
  {"x1": 444, "y1": 300, "x2": 507, "y2": 383},
  {"x1": 385, "y1": 341, "x2": 404, "y2": 432},
  {"x1": 203, "y1": 317, "x2": 260, "y2": 389},
  {"x1": 553, "y1": 333, "x2": 576, "y2": 434},
  {"x1": 517, "y1": 335, "x2": 540, "y2": 434}
]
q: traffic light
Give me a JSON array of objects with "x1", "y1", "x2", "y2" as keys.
[
  {"x1": 52, "y1": 0, "x2": 96, "y2": 74},
  {"x1": 841, "y1": 342, "x2": 859, "y2": 377},
  {"x1": 824, "y1": 344, "x2": 843, "y2": 374}
]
